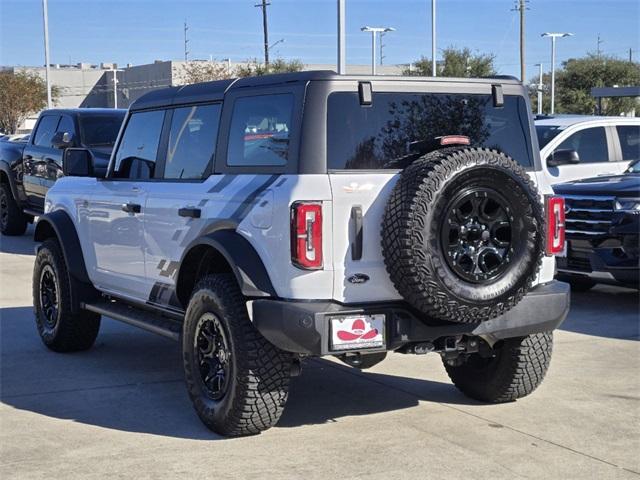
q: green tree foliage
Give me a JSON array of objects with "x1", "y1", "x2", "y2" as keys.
[
  {"x1": 405, "y1": 47, "x2": 496, "y2": 78},
  {"x1": 235, "y1": 58, "x2": 304, "y2": 77},
  {"x1": 0, "y1": 71, "x2": 58, "y2": 134},
  {"x1": 178, "y1": 61, "x2": 231, "y2": 85},
  {"x1": 530, "y1": 54, "x2": 640, "y2": 115}
]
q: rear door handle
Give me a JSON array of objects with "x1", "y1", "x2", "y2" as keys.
[
  {"x1": 122, "y1": 203, "x2": 141, "y2": 213},
  {"x1": 351, "y1": 205, "x2": 363, "y2": 261},
  {"x1": 178, "y1": 207, "x2": 201, "y2": 218}
]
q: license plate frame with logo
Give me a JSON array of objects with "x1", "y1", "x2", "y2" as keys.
[{"x1": 329, "y1": 314, "x2": 385, "y2": 351}]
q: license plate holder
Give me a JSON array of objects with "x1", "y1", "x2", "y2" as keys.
[{"x1": 329, "y1": 314, "x2": 385, "y2": 351}]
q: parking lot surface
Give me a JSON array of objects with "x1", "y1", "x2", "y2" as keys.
[{"x1": 1, "y1": 228, "x2": 639, "y2": 480}]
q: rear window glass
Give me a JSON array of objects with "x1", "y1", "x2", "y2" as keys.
[
  {"x1": 80, "y1": 113, "x2": 125, "y2": 147},
  {"x1": 327, "y1": 92, "x2": 534, "y2": 169},
  {"x1": 617, "y1": 125, "x2": 640, "y2": 161}
]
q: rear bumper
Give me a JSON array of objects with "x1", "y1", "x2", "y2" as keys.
[{"x1": 249, "y1": 281, "x2": 570, "y2": 355}]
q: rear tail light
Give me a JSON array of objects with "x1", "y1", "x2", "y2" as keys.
[
  {"x1": 545, "y1": 196, "x2": 565, "y2": 255},
  {"x1": 291, "y1": 202, "x2": 323, "y2": 269}
]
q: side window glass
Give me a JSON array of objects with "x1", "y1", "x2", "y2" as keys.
[
  {"x1": 33, "y1": 115, "x2": 60, "y2": 147},
  {"x1": 57, "y1": 115, "x2": 74, "y2": 134},
  {"x1": 165, "y1": 104, "x2": 221, "y2": 179},
  {"x1": 616, "y1": 125, "x2": 640, "y2": 161},
  {"x1": 227, "y1": 93, "x2": 293, "y2": 167},
  {"x1": 554, "y1": 127, "x2": 608, "y2": 163},
  {"x1": 114, "y1": 110, "x2": 165, "y2": 179}
]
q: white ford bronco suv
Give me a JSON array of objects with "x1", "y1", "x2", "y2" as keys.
[{"x1": 32, "y1": 71, "x2": 570, "y2": 437}]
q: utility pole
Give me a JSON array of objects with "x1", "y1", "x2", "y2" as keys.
[
  {"x1": 380, "y1": 30, "x2": 393, "y2": 66},
  {"x1": 337, "y1": 0, "x2": 346, "y2": 74},
  {"x1": 431, "y1": 0, "x2": 436, "y2": 76},
  {"x1": 42, "y1": 0, "x2": 52, "y2": 109},
  {"x1": 630, "y1": 48, "x2": 634, "y2": 62},
  {"x1": 512, "y1": 0, "x2": 529, "y2": 82},
  {"x1": 184, "y1": 20, "x2": 189, "y2": 61},
  {"x1": 596, "y1": 34, "x2": 603, "y2": 57},
  {"x1": 542, "y1": 32, "x2": 573, "y2": 115},
  {"x1": 255, "y1": 0, "x2": 270, "y2": 71},
  {"x1": 535, "y1": 63, "x2": 543, "y2": 115}
]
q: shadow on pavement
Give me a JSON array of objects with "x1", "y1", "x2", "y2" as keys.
[
  {"x1": 560, "y1": 285, "x2": 639, "y2": 341},
  {"x1": 1, "y1": 305, "x2": 469, "y2": 440},
  {"x1": 0, "y1": 224, "x2": 35, "y2": 256}
]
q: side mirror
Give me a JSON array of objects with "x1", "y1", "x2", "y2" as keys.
[
  {"x1": 63, "y1": 148, "x2": 93, "y2": 177},
  {"x1": 547, "y1": 149, "x2": 580, "y2": 167},
  {"x1": 52, "y1": 131, "x2": 74, "y2": 149}
]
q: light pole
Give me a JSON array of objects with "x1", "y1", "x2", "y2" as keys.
[
  {"x1": 337, "y1": 0, "x2": 346, "y2": 74},
  {"x1": 361, "y1": 26, "x2": 395, "y2": 75},
  {"x1": 535, "y1": 62, "x2": 543, "y2": 115},
  {"x1": 111, "y1": 69, "x2": 124, "y2": 109},
  {"x1": 42, "y1": 0, "x2": 52, "y2": 109},
  {"x1": 541, "y1": 32, "x2": 573, "y2": 114},
  {"x1": 431, "y1": 0, "x2": 436, "y2": 76}
]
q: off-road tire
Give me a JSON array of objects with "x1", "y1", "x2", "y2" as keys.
[
  {"x1": 183, "y1": 274, "x2": 294, "y2": 437},
  {"x1": 0, "y1": 182, "x2": 28, "y2": 236},
  {"x1": 33, "y1": 238, "x2": 101, "y2": 352},
  {"x1": 382, "y1": 147, "x2": 544, "y2": 323},
  {"x1": 444, "y1": 332, "x2": 553, "y2": 403}
]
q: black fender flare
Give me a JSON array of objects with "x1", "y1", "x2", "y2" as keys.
[
  {"x1": 0, "y1": 160, "x2": 22, "y2": 203},
  {"x1": 34, "y1": 210, "x2": 92, "y2": 286},
  {"x1": 178, "y1": 229, "x2": 277, "y2": 299}
]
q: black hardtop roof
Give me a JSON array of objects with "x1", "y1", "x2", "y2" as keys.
[
  {"x1": 130, "y1": 70, "x2": 522, "y2": 111},
  {"x1": 40, "y1": 108, "x2": 126, "y2": 116}
]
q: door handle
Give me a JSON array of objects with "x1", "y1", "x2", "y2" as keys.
[
  {"x1": 178, "y1": 207, "x2": 201, "y2": 218},
  {"x1": 350, "y1": 205, "x2": 363, "y2": 261},
  {"x1": 122, "y1": 203, "x2": 141, "y2": 213}
]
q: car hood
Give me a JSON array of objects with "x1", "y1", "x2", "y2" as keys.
[{"x1": 553, "y1": 174, "x2": 640, "y2": 197}]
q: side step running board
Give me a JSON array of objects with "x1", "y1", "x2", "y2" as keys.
[{"x1": 82, "y1": 301, "x2": 182, "y2": 341}]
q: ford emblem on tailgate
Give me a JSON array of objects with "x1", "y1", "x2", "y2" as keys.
[{"x1": 347, "y1": 273, "x2": 370, "y2": 284}]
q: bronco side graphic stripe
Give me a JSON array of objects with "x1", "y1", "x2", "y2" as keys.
[
  {"x1": 229, "y1": 174, "x2": 279, "y2": 221},
  {"x1": 207, "y1": 174, "x2": 236, "y2": 193}
]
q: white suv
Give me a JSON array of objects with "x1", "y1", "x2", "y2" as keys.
[
  {"x1": 32, "y1": 72, "x2": 570, "y2": 436},
  {"x1": 535, "y1": 115, "x2": 640, "y2": 185}
]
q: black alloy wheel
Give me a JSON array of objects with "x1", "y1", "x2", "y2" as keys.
[
  {"x1": 39, "y1": 264, "x2": 60, "y2": 331},
  {"x1": 442, "y1": 188, "x2": 514, "y2": 283},
  {"x1": 195, "y1": 313, "x2": 232, "y2": 401}
]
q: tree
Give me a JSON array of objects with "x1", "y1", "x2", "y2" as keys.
[
  {"x1": 529, "y1": 54, "x2": 640, "y2": 115},
  {"x1": 177, "y1": 61, "x2": 232, "y2": 85},
  {"x1": 405, "y1": 47, "x2": 496, "y2": 78},
  {"x1": 235, "y1": 57, "x2": 304, "y2": 77},
  {"x1": 0, "y1": 71, "x2": 54, "y2": 134}
]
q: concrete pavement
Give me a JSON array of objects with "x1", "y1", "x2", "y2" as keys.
[{"x1": 1, "y1": 227, "x2": 639, "y2": 479}]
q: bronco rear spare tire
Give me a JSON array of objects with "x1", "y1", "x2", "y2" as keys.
[{"x1": 382, "y1": 147, "x2": 544, "y2": 324}]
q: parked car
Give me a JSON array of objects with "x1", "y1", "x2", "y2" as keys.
[
  {"x1": 33, "y1": 71, "x2": 569, "y2": 437},
  {"x1": 0, "y1": 108, "x2": 125, "y2": 235},
  {"x1": 535, "y1": 115, "x2": 640, "y2": 186},
  {"x1": 554, "y1": 159, "x2": 640, "y2": 291}
]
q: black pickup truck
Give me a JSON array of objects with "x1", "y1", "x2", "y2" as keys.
[{"x1": 0, "y1": 108, "x2": 125, "y2": 235}]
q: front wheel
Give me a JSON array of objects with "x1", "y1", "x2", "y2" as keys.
[
  {"x1": 0, "y1": 182, "x2": 28, "y2": 236},
  {"x1": 443, "y1": 332, "x2": 553, "y2": 403},
  {"x1": 33, "y1": 238, "x2": 101, "y2": 352},
  {"x1": 182, "y1": 274, "x2": 294, "y2": 437}
]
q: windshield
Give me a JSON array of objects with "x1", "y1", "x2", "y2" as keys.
[
  {"x1": 79, "y1": 113, "x2": 125, "y2": 147},
  {"x1": 327, "y1": 92, "x2": 535, "y2": 169},
  {"x1": 535, "y1": 125, "x2": 564, "y2": 149}
]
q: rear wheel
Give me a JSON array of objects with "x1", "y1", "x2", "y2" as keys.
[
  {"x1": 443, "y1": 332, "x2": 553, "y2": 403},
  {"x1": 182, "y1": 274, "x2": 293, "y2": 436},
  {"x1": 0, "y1": 182, "x2": 28, "y2": 236},
  {"x1": 33, "y1": 238, "x2": 101, "y2": 352}
]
